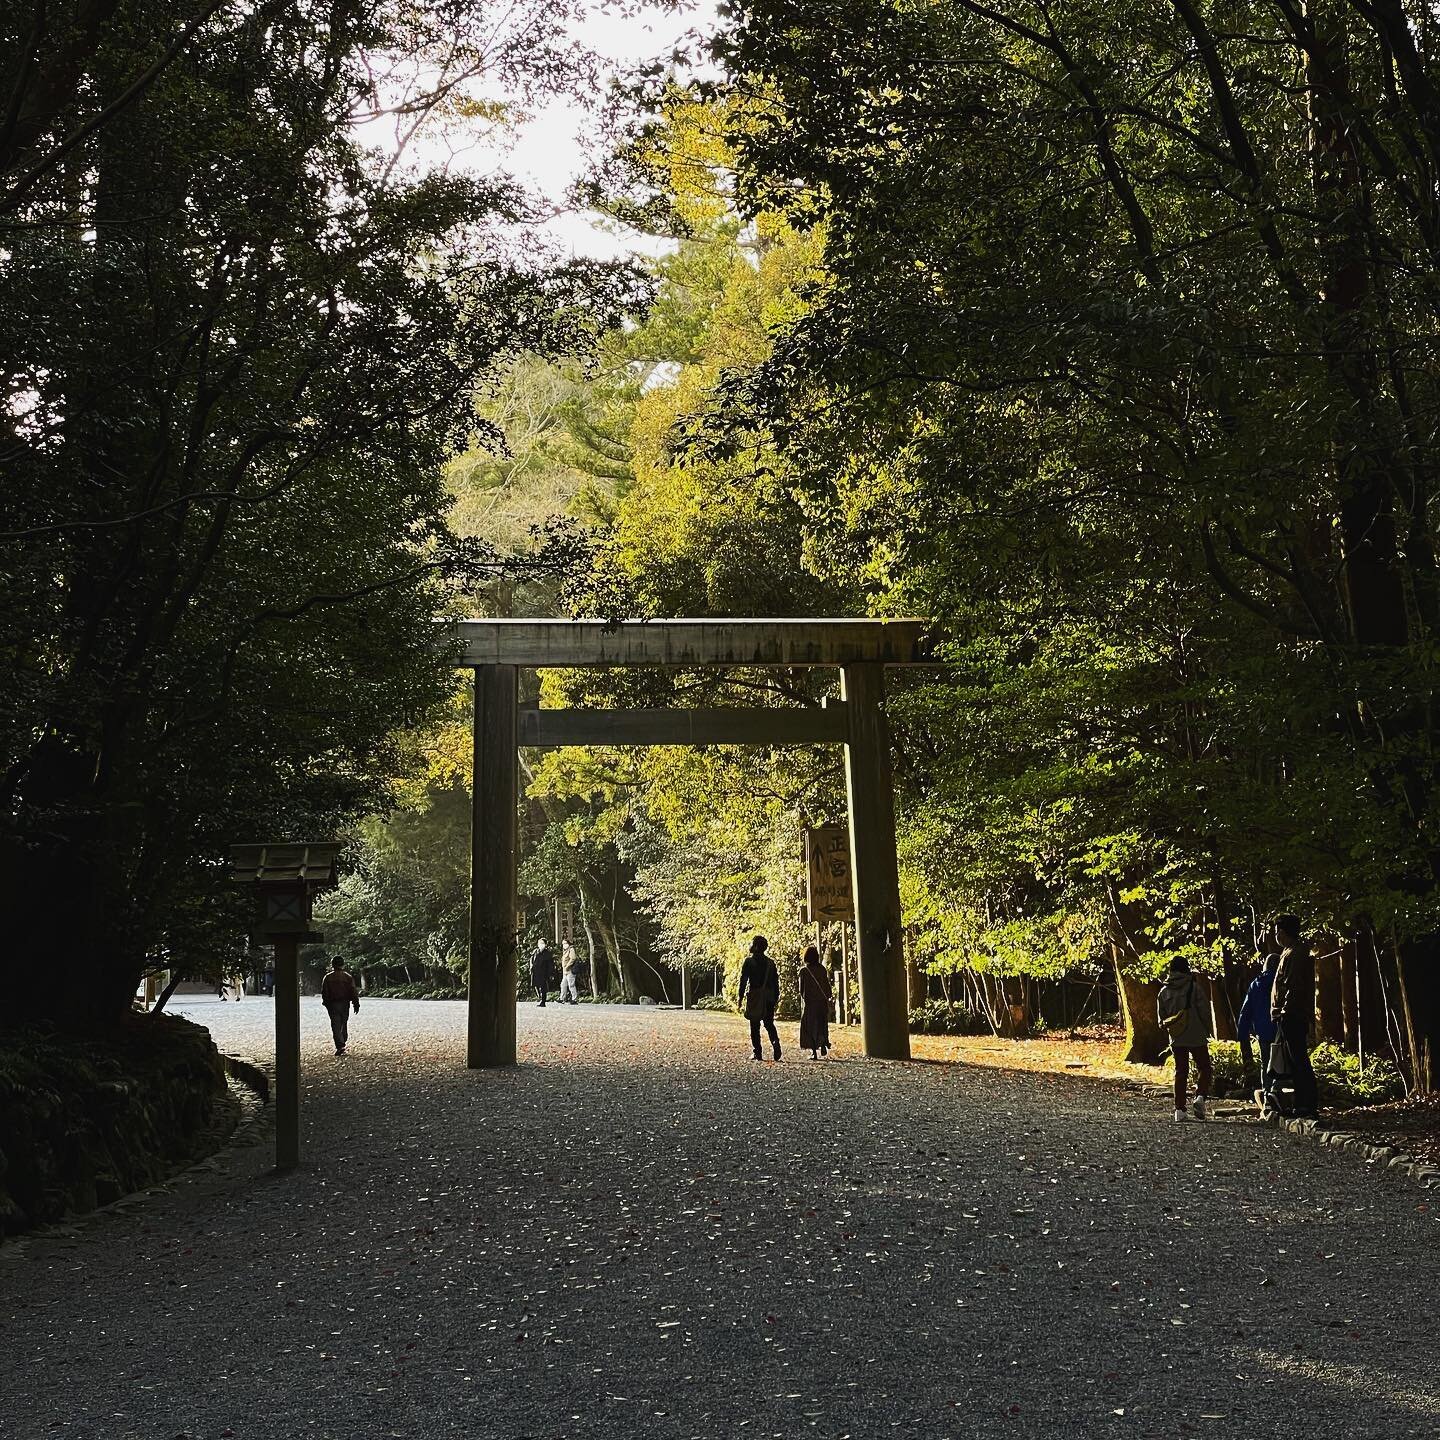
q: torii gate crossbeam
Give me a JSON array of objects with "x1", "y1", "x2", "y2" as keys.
[{"x1": 449, "y1": 618, "x2": 931, "y2": 1066}]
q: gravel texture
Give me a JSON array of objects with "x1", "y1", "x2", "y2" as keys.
[{"x1": 1, "y1": 997, "x2": 1437, "y2": 1440}]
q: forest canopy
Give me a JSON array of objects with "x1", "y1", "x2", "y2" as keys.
[
  {"x1": 6, "y1": 0, "x2": 1440, "y2": 1093},
  {"x1": 0, "y1": 0, "x2": 641, "y2": 1025}
]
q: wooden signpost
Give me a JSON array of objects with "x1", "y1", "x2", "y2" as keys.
[{"x1": 805, "y1": 825, "x2": 855, "y2": 923}]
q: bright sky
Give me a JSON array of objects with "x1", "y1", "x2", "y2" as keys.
[{"x1": 502, "y1": 1, "x2": 718, "y2": 258}]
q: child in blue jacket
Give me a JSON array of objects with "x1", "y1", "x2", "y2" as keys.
[{"x1": 1238, "y1": 952, "x2": 1279, "y2": 1107}]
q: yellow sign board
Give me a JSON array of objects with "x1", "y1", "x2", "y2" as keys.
[{"x1": 805, "y1": 825, "x2": 854, "y2": 922}]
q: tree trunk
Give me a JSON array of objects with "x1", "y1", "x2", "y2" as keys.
[
  {"x1": 1339, "y1": 938, "x2": 1360, "y2": 1051},
  {"x1": 906, "y1": 956, "x2": 927, "y2": 1010},
  {"x1": 1113, "y1": 949, "x2": 1165, "y2": 1063},
  {"x1": 589, "y1": 909, "x2": 632, "y2": 1001},
  {"x1": 576, "y1": 874, "x2": 613, "y2": 995},
  {"x1": 978, "y1": 974, "x2": 1029, "y2": 1038},
  {"x1": 1315, "y1": 941, "x2": 1345, "y2": 1043},
  {"x1": 149, "y1": 969, "x2": 184, "y2": 1016},
  {"x1": 1208, "y1": 972, "x2": 1237, "y2": 1041},
  {"x1": 1397, "y1": 939, "x2": 1439, "y2": 1092},
  {"x1": 1359, "y1": 931, "x2": 1392, "y2": 1058},
  {"x1": 1215, "y1": 967, "x2": 1238, "y2": 1048}
]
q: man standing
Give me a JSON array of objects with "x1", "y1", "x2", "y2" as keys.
[
  {"x1": 1269, "y1": 915, "x2": 1318, "y2": 1117},
  {"x1": 738, "y1": 935, "x2": 782, "y2": 1062},
  {"x1": 560, "y1": 940, "x2": 581, "y2": 1004},
  {"x1": 532, "y1": 937, "x2": 555, "y2": 1007},
  {"x1": 321, "y1": 956, "x2": 361, "y2": 1057}
]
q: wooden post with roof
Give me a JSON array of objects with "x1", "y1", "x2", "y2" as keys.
[{"x1": 230, "y1": 841, "x2": 340, "y2": 1168}]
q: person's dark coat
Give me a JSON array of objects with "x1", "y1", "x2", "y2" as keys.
[
  {"x1": 798, "y1": 960, "x2": 831, "y2": 1052},
  {"x1": 531, "y1": 947, "x2": 555, "y2": 988},
  {"x1": 1270, "y1": 943, "x2": 1315, "y2": 1028},
  {"x1": 321, "y1": 968, "x2": 359, "y2": 1012},
  {"x1": 739, "y1": 952, "x2": 780, "y2": 1020}
]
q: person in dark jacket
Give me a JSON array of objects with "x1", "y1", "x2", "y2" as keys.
[
  {"x1": 738, "y1": 935, "x2": 782, "y2": 1062},
  {"x1": 320, "y1": 957, "x2": 360, "y2": 1056},
  {"x1": 798, "y1": 945, "x2": 832, "y2": 1059},
  {"x1": 1269, "y1": 915, "x2": 1318, "y2": 1117},
  {"x1": 531, "y1": 938, "x2": 555, "y2": 1007},
  {"x1": 1238, "y1": 951, "x2": 1280, "y2": 1101}
]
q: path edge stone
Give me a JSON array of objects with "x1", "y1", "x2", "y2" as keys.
[
  {"x1": 0, "y1": 1051, "x2": 274, "y2": 1258},
  {"x1": 1212, "y1": 1106, "x2": 1440, "y2": 1195}
]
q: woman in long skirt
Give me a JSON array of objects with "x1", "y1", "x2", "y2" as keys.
[{"x1": 798, "y1": 945, "x2": 832, "y2": 1059}]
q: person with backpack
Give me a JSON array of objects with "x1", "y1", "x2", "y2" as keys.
[
  {"x1": 1156, "y1": 956, "x2": 1212, "y2": 1122},
  {"x1": 738, "y1": 935, "x2": 782, "y2": 1062},
  {"x1": 1237, "y1": 950, "x2": 1280, "y2": 1107},
  {"x1": 559, "y1": 940, "x2": 581, "y2": 1004},
  {"x1": 1268, "y1": 914, "x2": 1318, "y2": 1118}
]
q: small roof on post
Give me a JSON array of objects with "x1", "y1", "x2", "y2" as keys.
[
  {"x1": 230, "y1": 842, "x2": 342, "y2": 886},
  {"x1": 443, "y1": 618, "x2": 932, "y2": 669}
]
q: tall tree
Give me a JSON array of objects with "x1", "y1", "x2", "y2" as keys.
[
  {"x1": 707, "y1": 0, "x2": 1440, "y2": 1082},
  {"x1": 0, "y1": 0, "x2": 640, "y2": 1028}
]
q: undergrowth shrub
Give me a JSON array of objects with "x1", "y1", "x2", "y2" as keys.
[
  {"x1": 907, "y1": 1001, "x2": 991, "y2": 1036},
  {"x1": 363, "y1": 982, "x2": 466, "y2": 1000},
  {"x1": 1164, "y1": 1040, "x2": 1405, "y2": 1107}
]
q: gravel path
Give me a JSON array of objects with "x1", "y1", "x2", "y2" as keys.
[{"x1": 2, "y1": 998, "x2": 1436, "y2": 1440}]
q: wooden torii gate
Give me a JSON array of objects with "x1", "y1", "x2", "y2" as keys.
[{"x1": 448, "y1": 618, "x2": 930, "y2": 1066}]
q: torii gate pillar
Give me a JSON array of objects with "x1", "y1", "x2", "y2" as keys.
[
  {"x1": 468, "y1": 664, "x2": 518, "y2": 1067},
  {"x1": 841, "y1": 663, "x2": 911, "y2": 1060}
]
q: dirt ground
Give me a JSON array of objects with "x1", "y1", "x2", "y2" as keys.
[
  {"x1": 910, "y1": 1025, "x2": 1440, "y2": 1167},
  {"x1": 1325, "y1": 1093, "x2": 1440, "y2": 1169},
  {"x1": 909, "y1": 1024, "x2": 1160, "y2": 1089}
]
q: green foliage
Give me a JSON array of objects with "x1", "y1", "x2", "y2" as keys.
[
  {"x1": 316, "y1": 776, "x2": 472, "y2": 984},
  {"x1": 363, "y1": 982, "x2": 468, "y2": 1001},
  {"x1": 1165, "y1": 1040, "x2": 1405, "y2": 1107},
  {"x1": 639, "y1": 0, "x2": 1440, "y2": 1086},
  {"x1": 1169, "y1": 1042, "x2": 1247, "y2": 1101},
  {"x1": 1310, "y1": 1044, "x2": 1406, "y2": 1110},
  {"x1": 0, "y1": 0, "x2": 640, "y2": 1027},
  {"x1": 907, "y1": 1001, "x2": 991, "y2": 1038}
]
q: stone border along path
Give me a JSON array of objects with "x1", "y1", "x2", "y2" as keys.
[
  {"x1": 1248, "y1": 1111, "x2": 1440, "y2": 1191},
  {"x1": 1, "y1": 998, "x2": 1436, "y2": 1440},
  {"x1": 1077, "y1": 1065, "x2": 1440, "y2": 1195},
  {"x1": 0, "y1": 1053, "x2": 271, "y2": 1261}
]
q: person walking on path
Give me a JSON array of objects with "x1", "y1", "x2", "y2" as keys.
[
  {"x1": 559, "y1": 940, "x2": 581, "y2": 1004},
  {"x1": 798, "y1": 945, "x2": 832, "y2": 1060},
  {"x1": 532, "y1": 937, "x2": 555, "y2": 1007},
  {"x1": 1238, "y1": 950, "x2": 1280, "y2": 1106},
  {"x1": 1157, "y1": 956, "x2": 1212, "y2": 1122},
  {"x1": 1269, "y1": 915, "x2": 1318, "y2": 1118},
  {"x1": 321, "y1": 957, "x2": 360, "y2": 1057},
  {"x1": 738, "y1": 935, "x2": 782, "y2": 1062}
]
